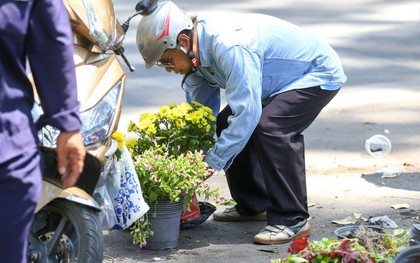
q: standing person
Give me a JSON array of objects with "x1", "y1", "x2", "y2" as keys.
[
  {"x1": 136, "y1": 1, "x2": 346, "y2": 244},
  {"x1": 0, "y1": 0, "x2": 86, "y2": 262}
]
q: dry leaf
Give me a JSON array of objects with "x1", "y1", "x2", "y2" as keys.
[
  {"x1": 332, "y1": 213, "x2": 362, "y2": 225},
  {"x1": 391, "y1": 203, "x2": 409, "y2": 210}
]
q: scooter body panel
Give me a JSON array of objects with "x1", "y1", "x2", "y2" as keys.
[
  {"x1": 63, "y1": 0, "x2": 125, "y2": 52},
  {"x1": 74, "y1": 45, "x2": 126, "y2": 112},
  {"x1": 35, "y1": 183, "x2": 100, "y2": 213}
]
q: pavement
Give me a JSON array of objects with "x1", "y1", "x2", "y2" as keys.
[{"x1": 103, "y1": 0, "x2": 420, "y2": 262}]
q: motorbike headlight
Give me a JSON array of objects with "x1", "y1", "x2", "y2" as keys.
[{"x1": 80, "y1": 81, "x2": 122, "y2": 145}]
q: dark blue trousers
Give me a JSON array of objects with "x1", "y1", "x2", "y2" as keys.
[
  {"x1": 217, "y1": 86, "x2": 339, "y2": 226},
  {"x1": 0, "y1": 148, "x2": 42, "y2": 263}
]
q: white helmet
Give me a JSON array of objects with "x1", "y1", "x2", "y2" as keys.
[{"x1": 136, "y1": 1, "x2": 193, "y2": 68}]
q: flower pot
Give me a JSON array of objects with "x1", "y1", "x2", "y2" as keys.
[
  {"x1": 144, "y1": 198, "x2": 184, "y2": 250},
  {"x1": 393, "y1": 245, "x2": 420, "y2": 263},
  {"x1": 410, "y1": 224, "x2": 420, "y2": 247},
  {"x1": 334, "y1": 225, "x2": 384, "y2": 239}
]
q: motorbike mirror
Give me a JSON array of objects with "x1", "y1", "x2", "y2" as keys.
[
  {"x1": 121, "y1": 0, "x2": 158, "y2": 34},
  {"x1": 135, "y1": 0, "x2": 158, "y2": 16}
]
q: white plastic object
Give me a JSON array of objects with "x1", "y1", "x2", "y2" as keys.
[{"x1": 365, "y1": 134, "x2": 392, "y2": 158}]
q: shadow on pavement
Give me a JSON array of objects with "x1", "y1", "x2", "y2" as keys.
[{"x1": 361, "y1": 172, "x2": 420, "y2": 191}]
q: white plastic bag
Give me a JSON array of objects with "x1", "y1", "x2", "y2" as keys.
[
  {"x1": 93, "y1": 154, "x2": 119, "y2": 230},
  {"x1": 104, "y1": 146, "x2": 149, "y2": 230},
  {"x1": 93, "y1": 184, "x2": 118, "y2": 230}
]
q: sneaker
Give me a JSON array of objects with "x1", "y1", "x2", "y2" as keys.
[
  {"x1": 213, "y1": 206, "x2": 267, "y2": 222},
  {"x1": 253, "y1": 219, "x2": 311, "y2": 245}
]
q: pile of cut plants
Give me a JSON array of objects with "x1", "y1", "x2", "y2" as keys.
[{"x1": 272, "y1": 226, "x2": 411, "y2": 263}]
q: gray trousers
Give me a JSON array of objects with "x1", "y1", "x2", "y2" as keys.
[{"x1": 216, "y1": 86, "x2": 339, "y2": 226}]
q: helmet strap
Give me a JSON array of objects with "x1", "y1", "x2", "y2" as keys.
[
  {"x1": 180, "y1": 29, "x2": 198, "y2": 89},
  {"x1": 187, "y1": 29, "x2": 199, "y2": 70},
  {"x1": 181, "y1": 69, "x2": 194, "y2": 90},
  {"x1": 177, "y1": 30, "x2": 198, "y2": 71}
]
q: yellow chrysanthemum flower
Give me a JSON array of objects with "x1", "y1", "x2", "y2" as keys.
[
  {"x1": 191, "y1": 111, "x2": 204, "y2": 124},
  {"x1": 111, "y1": 131, "x2": 125, "y2": 150},
  {"x1": 139, "y1": 113, "x2": 157, "y2": 122},
  {"x1": 146, "y1": 125, "x2": 156, "y2": 136},
  {"x1": 208, "y1": 114, "x2": 216, "y2": 122},
  {"x1": 191, "y1": 101, "x2": 203, "y2": 107},
  {"x1": 180, "y1": 102, "x2": 193, "y2": 111},
  {"x1": 125, "y1": 138, "x2": 137, "y2": 150},
  {"x1": 202, "y1": 106, "x2": 213, "y2": 114},
  {"x1": 157, "y1": 105, "x2": 171, "y2": 118},
  {"x1": 201, "y1": 118, "x2": 208, "y2": 126},
  {"x1": 138, "y1": 120, "x2": 153, "y2": 131},
  {"x1": 175, "y1": 119, "x2": 186, "y2": 128},
  {"x1": 185, "y1": 113, "x2": 193, "y2": 121},
  {"x1": 127, "y1": 120, "x2": 137, "y2": 132}
]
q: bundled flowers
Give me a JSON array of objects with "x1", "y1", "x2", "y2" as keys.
[
  {"x1": 273, "y1": 227, "x2": 411, "y2": 263},
  {"x1": 127, "y1": 101, "x2": 216, "y2": 157},
  {"x1": 131, "y1": 143, "x2": 219, "y2": 207},
  {"x1": 124, "y1": 102, "x2": 220, "y2": 247}
]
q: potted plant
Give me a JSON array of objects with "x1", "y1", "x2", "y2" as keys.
[
  {"x1": 126, "y1": 101, "x2": 216, "y2": 157},
  {"x1": 124, "y1": 102, "x2": 221, "y2": 249}
]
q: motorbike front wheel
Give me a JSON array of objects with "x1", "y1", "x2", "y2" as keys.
[{"x1": 29, "y1": 198, "x2": 103, "y2": 263}]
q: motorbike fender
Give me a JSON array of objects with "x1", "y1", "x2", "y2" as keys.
[{"x1": 35, "y1": 182, "x2": 101, "y2": 213}]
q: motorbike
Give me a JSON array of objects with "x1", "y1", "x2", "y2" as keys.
[{"x1": 28, "y1": 0, "x2": 157, "y2": 262}]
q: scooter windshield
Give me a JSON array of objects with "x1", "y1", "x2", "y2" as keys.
[{"x1": 81, "y1": 0, "x2": 119, "y2": 51}]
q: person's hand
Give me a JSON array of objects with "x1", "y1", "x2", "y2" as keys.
[{"x1": 56, "y1": 131, "x2": 86, "y2": 188}]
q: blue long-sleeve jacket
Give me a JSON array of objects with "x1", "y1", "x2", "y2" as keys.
[
  {"x1": 0, "y1": 0, "x2": 81, "y2": 163},
  {"x1": 183, "y1": 13, "x2": 347, "y2": 171}
]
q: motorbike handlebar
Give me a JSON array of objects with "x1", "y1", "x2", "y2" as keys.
[{"x1": 115, "y1": 47, "x2": 135, "y2": 72}]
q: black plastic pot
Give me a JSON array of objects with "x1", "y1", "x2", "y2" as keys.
[
  {"x1": 334, "y1": 225, "x2": 384, "y2": 239},
  {"x1": 393, "y1": 245, "x2": 420, "y2": 263}
]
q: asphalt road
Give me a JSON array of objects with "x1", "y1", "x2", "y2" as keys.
[{"x1": 103, "y1": 1, "x2": 420, "y2": 262}]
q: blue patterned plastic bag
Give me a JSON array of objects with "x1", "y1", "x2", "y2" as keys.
[{"x1": 105, "y1": 146, "x2": 149, "y2": 230}]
